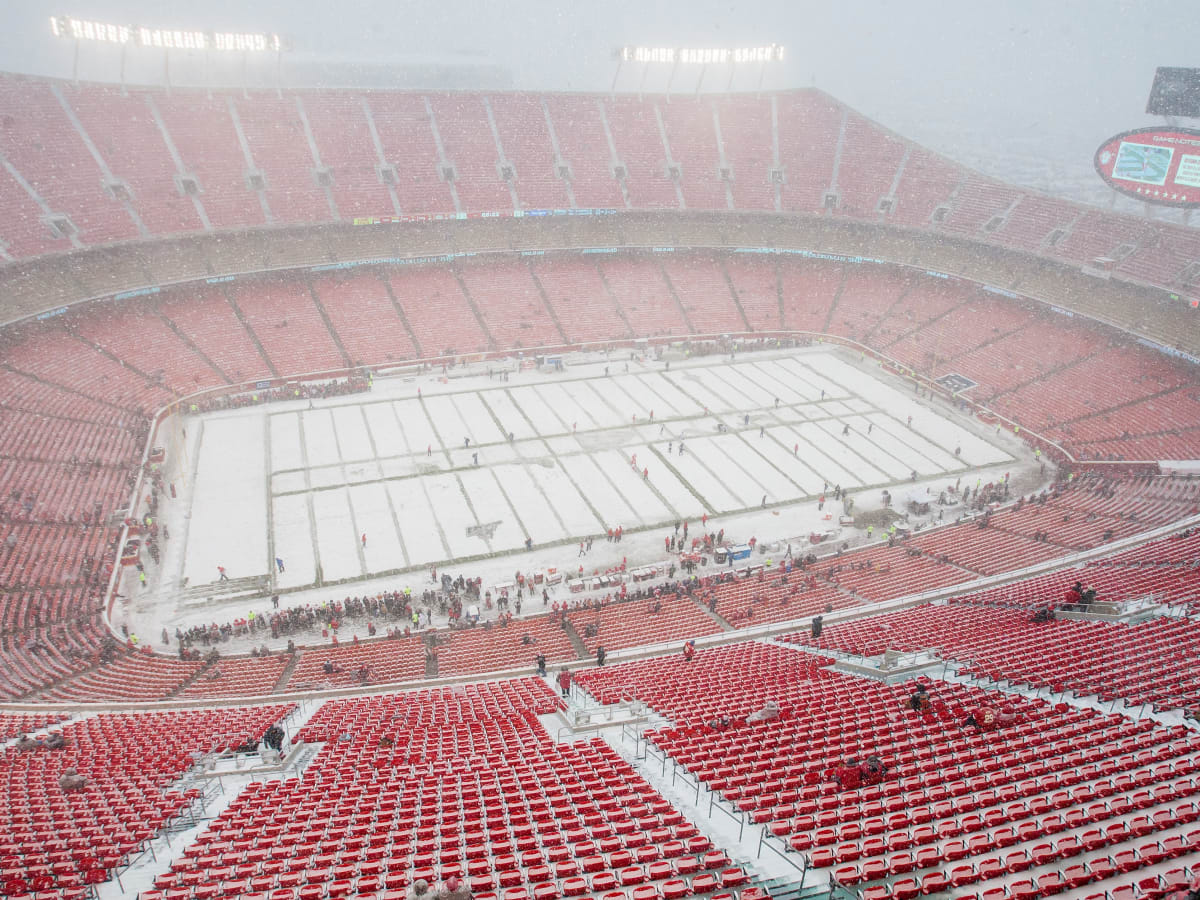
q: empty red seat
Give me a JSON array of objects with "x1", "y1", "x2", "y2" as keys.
[
  {"x1": 1004, "y1": 850, "x2": 1030, "y2": 873},
  {"x1": 1138, "y1": 841, "x2": 1167, "y2": 865},
  {"x1": 618, "y1": 868, "x2": 646, "y2": 887},
  {"x1": 1037, "y1": 872, "x2": 1066, "y2": 896},
  {"x1": 1087, "y1": 857, "x2": 1115, "y2": 882},
  {"x1": 1113, "y1": 850, "x2": 1140, "y2": 873},
  {"x1": 590, "y1": 874, "x2": 618, "y2": 893},
  {"x1": 717, "y1": 869, "x2": 746, "y2": 889},
  {"x1": 1030, "y1": 843, "x2": 1056, "y2": 867},
  {"x1": 832, "y1": 866, "x2": 859, "y2": 887},
  {"x1": 947, "y1": 864, "x2": 974, "y2": 888},
  {"x1": 971, "y1": 857, "x2": 1001, "y2": 883},
  {"x1": 689, "y1": 874, "x2": 717, "y2": 894}
]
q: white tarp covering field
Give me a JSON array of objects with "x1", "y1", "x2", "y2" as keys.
[{"x1": 139, "y1": 346, "x2": 1023, "y2": 635}]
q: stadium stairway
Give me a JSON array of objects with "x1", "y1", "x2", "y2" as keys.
[
  {"x1": 176, "y1": 574, "x2": 272, "y2": 605},
  {"x1": 271, "y1": 652, "x2": 303, "y2": 694},
  {"x1": 580, "y1": 674, "x2": 806, "y2": 892},
  {"x1": 91, "y1": 702, "x2": 326, "y2": 899},
  {"x1": 562, "y1": 620, "x2": 591, "y2": 659}
]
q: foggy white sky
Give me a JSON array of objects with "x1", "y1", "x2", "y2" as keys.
[{"x1": 0, "y1": 0, "x2": 1197, "y2": 211}]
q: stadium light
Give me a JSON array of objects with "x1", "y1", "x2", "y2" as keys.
[
  {"x1": 49, "y1": 15, "x2": 283, "y2": 52},
  {"x1": 612, "y1": 44, "x2": 785, "y2": 97},
  {"x1": 618, "y1": 45, "x2": 785, "y2": 65}
]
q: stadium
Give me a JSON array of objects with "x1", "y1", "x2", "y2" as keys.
[{"x1": 0, "y1": 6, "x2": 1199, "y2": 900}]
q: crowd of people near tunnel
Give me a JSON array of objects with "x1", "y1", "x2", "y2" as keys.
[{"x1": 168, "y1": 578, "x2": 483, "y2": 655}]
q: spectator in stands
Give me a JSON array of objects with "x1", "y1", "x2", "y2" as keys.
[
  {"x1": 862, "y1": 755, "x2": 887, "y2": 785},
  {"x1": 707, "y1": 715, "x2": 731, "y2": 731},
  {"x1": 1031, "y1": 603, "x2": 1055, "y2": 623},
  {"x1": 408, "y1": 878, "x2": 434, "y2": 900},
  {"x1": 811, "y1": 615, "x2": 823, "y2": 638},
  {"x1": 832, "y1": 758, "x2": 862, "y2": 790},
  {"x1": 556, "y1": 668, "x2": 572, "y2": 698},
  {"x1": 908, "y1": 684, "x2": 931, "y2": 713},
  {"x1": 595, "y1": 646, "x2": 607, "y2": 666},
  {"x1": 963, "y1": 706, "x2": 999, "y2": 731},
  {"x1": 263, "y1": 725, "x2": 285, "y2": 753},
  {"x1": 44, "y1": 732, "x2": 66, "y2": 750},
  {"x1": 58, "y1": 768, "x2": 87, "y2": 792},
  {"x1": 745, "y1": 701, "x2": 780, "y2": 724},
  {"x1": 1063, "y1": 581, "x2": 1084, "y2": 609},
  {"x1": 437, "y1": 875, "x2": 472, "y2": 900},
  {"x1": 682, "y1": 640, "x2": 696, "y2": 662},
  {"x1": 14, "y1": 733, "x2": 38, "y2": 752},
  {"x1": 535, "y1": 653, "x2": 546, "y2": 677}
]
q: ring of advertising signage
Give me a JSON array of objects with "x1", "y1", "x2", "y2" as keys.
[{"x1": 1094, "y1": 126, "x2": 1200, "y2": 208}]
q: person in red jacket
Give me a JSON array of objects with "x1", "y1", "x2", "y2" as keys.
[
  {"x1": 832, "y1": 758, "x2": 862, "y2": 790},
  {"x1": 1062, "y1": 581, "x2": 1084, "y2": 609},
  {"x1": 964, "y1": 705, "x2": 998, "y2": 731},
  {"x1": 556, "y1": 668, "x2": 572, "y2": 698}
]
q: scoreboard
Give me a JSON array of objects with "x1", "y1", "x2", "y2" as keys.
[{"x1": 1094, "y1": 126, "x2": 1200, "y2": 208}]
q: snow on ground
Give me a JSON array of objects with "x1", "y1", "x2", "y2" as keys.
[{"x1": 115, "y1": 346, "x2": 1038, "y2": 645}]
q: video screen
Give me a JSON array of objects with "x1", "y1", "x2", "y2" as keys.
[
  {"x1": 1146, "y1": 67, "x2": 1200, "y2": 118},
  {"x1": 1111, "y1": 141, "x2": 1173, "y2": 186}
]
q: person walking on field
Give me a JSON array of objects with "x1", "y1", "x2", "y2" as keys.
[
  {"x1": 276, "y1": 557, "x2": 285, "y2": 573},
  {"x1": 218, "y1": 566, "x2": 229, "y2": 583},
  {"x1": 361, "y1": 533, "x2": 367, "y2": 548}
]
